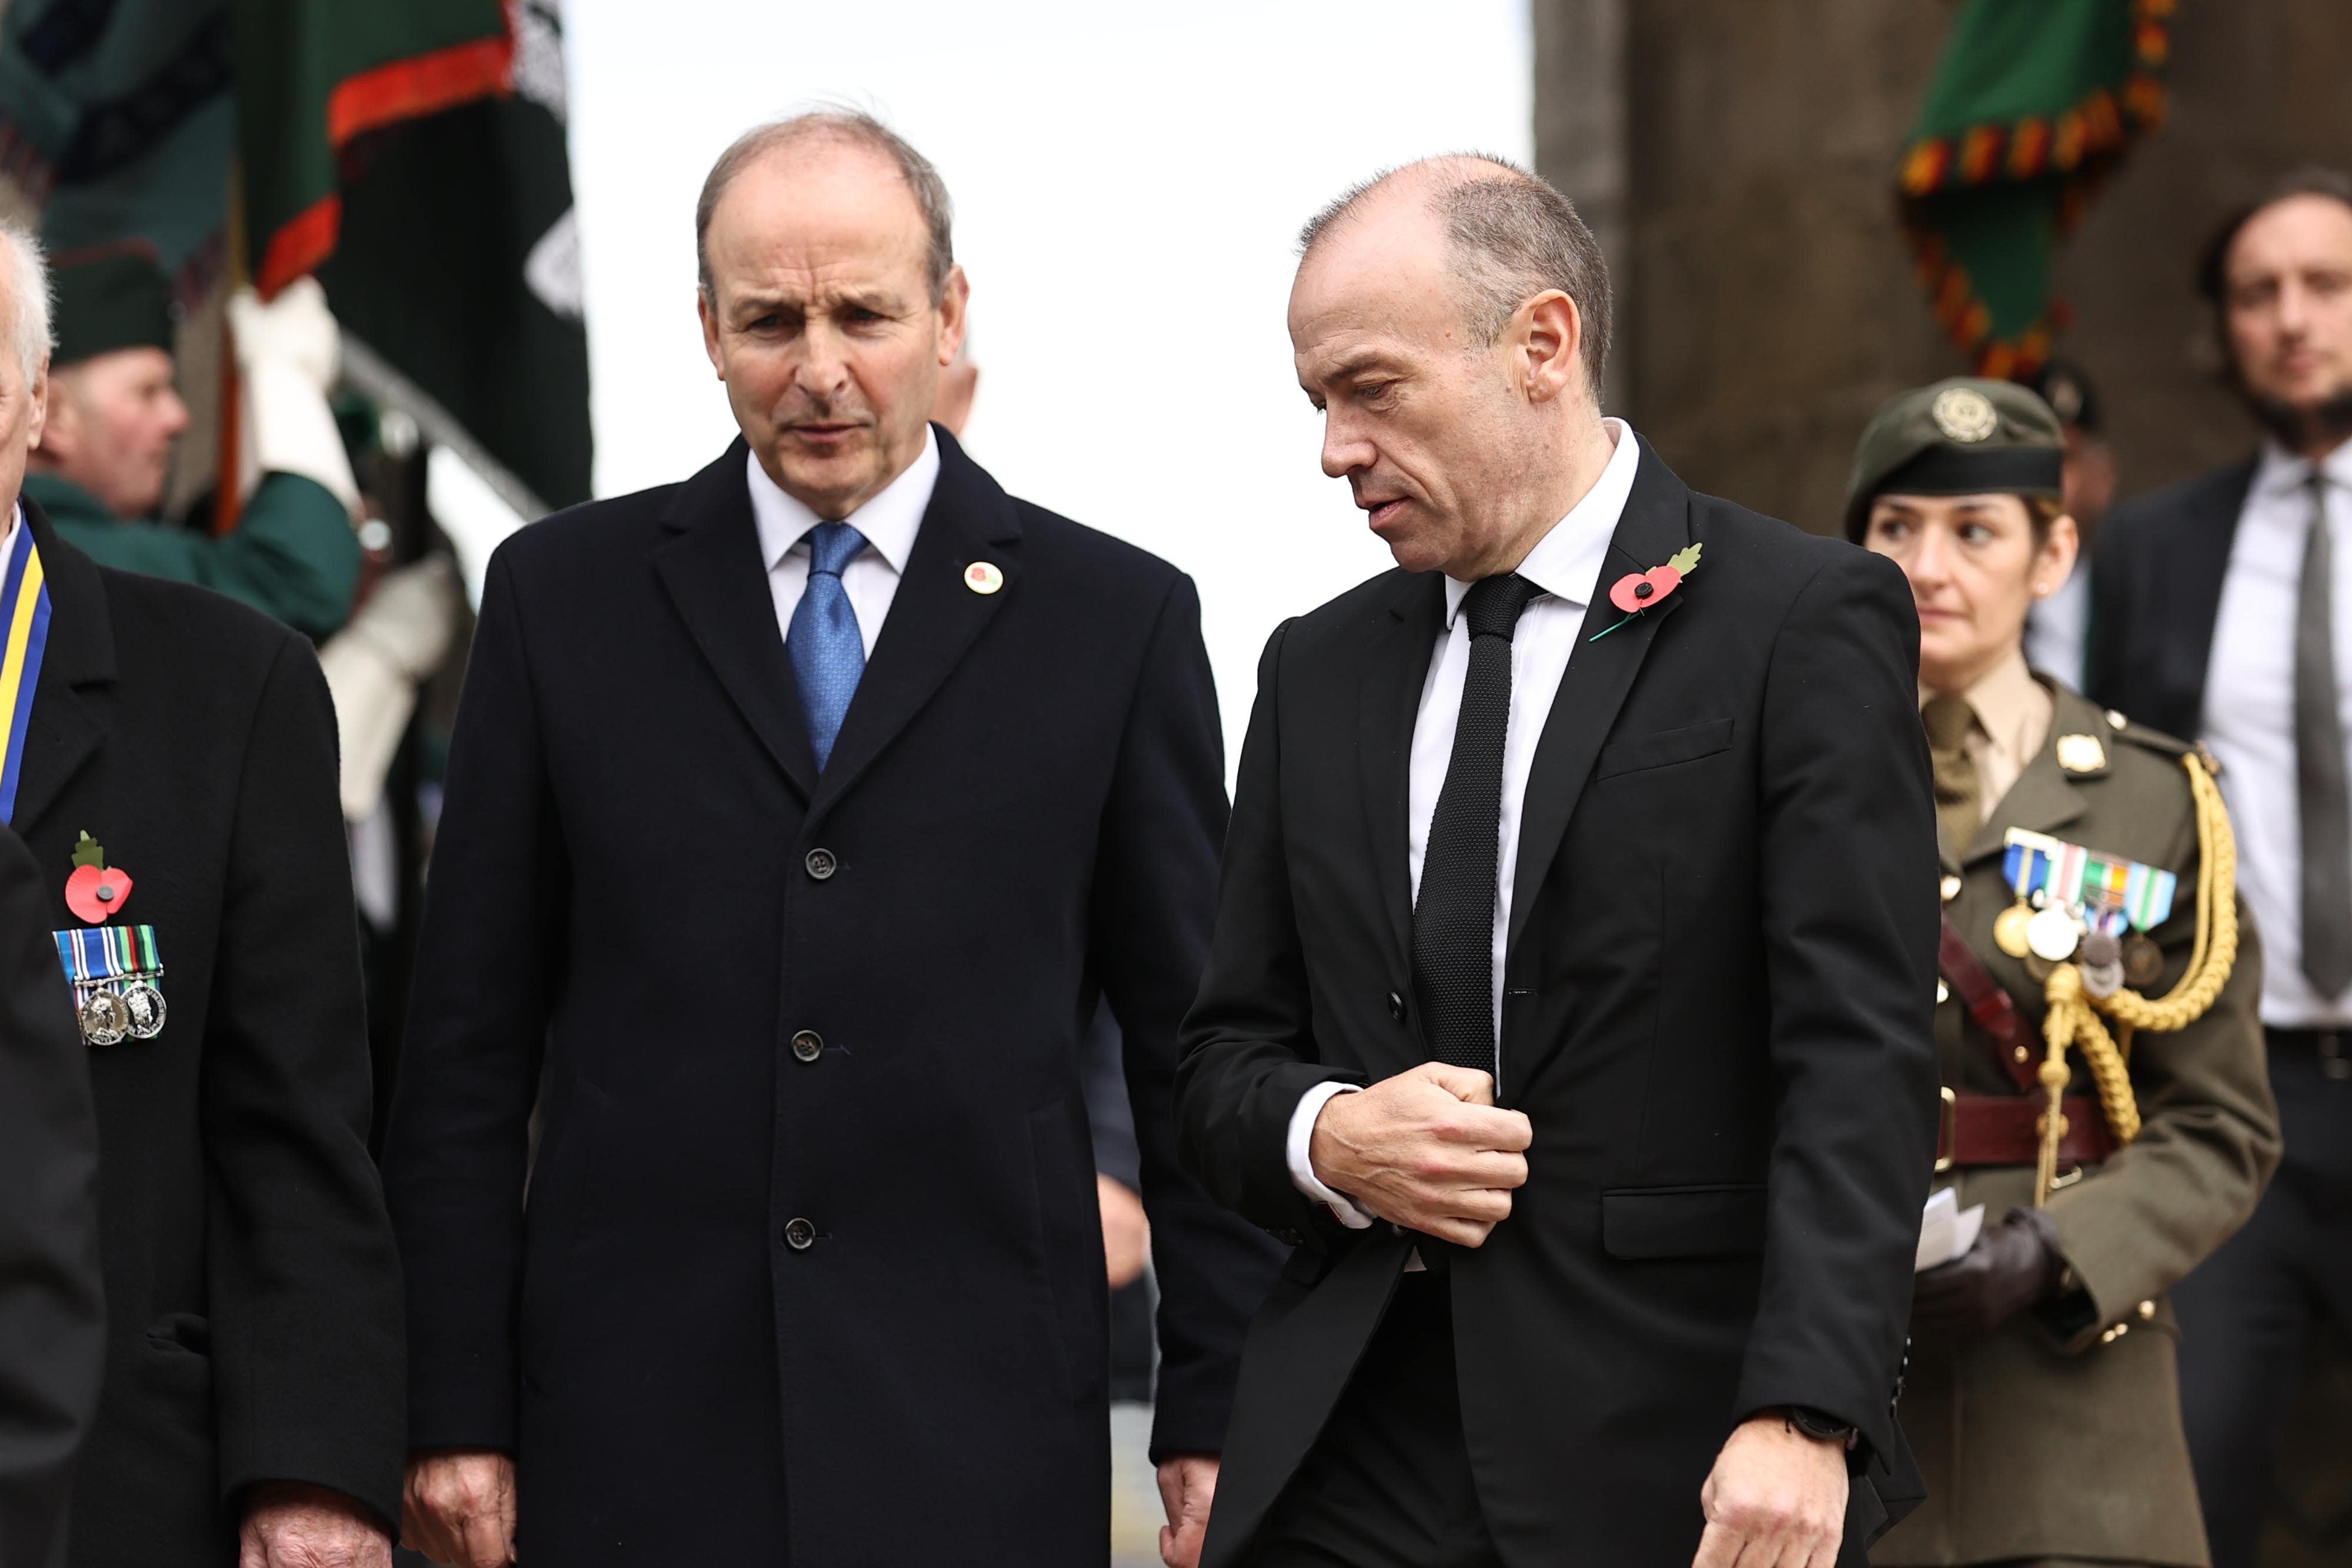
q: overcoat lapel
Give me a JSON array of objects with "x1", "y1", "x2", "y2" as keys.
[
  {"x1": 652, "y1": 440, "x2": 819, "y2": 801},
  {"x1": 1507, "y1": 443, "x2": 1691, "y2": 956},
  {"x1": 810, "y1": 429, "x2": 1021, "y2": 816},
  {"x1": 10, "y1": 504, "x2": 114, "y2": 838},
  {"x1": 1357, "y1": 573, "x2": 1445, "y2": 975}
]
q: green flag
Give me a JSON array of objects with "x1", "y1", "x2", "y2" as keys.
[{"x1": 1899, "y1": 0, "x2": 2174, "y2": 379}]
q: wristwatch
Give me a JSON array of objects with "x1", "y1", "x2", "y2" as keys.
[{"x1": 1783, "y1": 1405, "x2": 1858, "y2": 1449}]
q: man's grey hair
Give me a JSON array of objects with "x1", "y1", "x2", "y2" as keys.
[
  {"x1": 694, "y1": 109, "x2": 954, "y2": 303},
  {"x1": 1299, "y1": 154, "x2": 1613, "y2": 394},
  {"x1": 0, "y1": 216, "x2": 52, "y2": 387}
]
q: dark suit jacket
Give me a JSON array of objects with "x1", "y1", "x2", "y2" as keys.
[
  {"x1": 1177, "y1": 446, "x2": 1942, "y2": 1568},
  {"x1": 383, "y1": 428, "x2": 1282, "y2": 1566},
  {"x1": 0, "y1": 825, "x2": 103, "y2": 1568},
  {"x1": 2084, "y1": 457, "x2": 2259, "y2": 737},
  {"x1": 8, "y1": 506, "x2": 405, "y2": 1565}
]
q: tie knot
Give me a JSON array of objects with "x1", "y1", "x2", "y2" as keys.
[
  {"x1": 1921, "y1": 693, "x2": 1976, "y2": 754},
  {"x1": 806, "y1": 521, "x2": 867, "y2": 579},
  {"x1": 1461, "y1": 573, "x2": 1544, "y2": 642}
]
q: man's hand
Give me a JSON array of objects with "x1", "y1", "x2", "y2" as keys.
[
  {"x1": 1911, "y1": 1206, "x2": 2063, "y2": 1340},
  {"x1": 238, "y1": 1482, "x2": 391, "y2": 1568},
  {"x1": 1692, "y1": 1412, "x2": 1849, "y2": 1568},
  {"x1": 1099, "y1": 1172, "x2": 1151, "y2": 1290},
  {"x1": 1308, "y1": 1062, "x2": 1531, "y2": 1245},
  {"x1": 401, "y1": 1449, "x2": 516, "y2": 1568},
  {"x1": 1155, "y1": 1453, "x2": 1218, "y2": 1568}
]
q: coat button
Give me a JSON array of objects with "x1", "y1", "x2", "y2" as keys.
[
  {"x1": 804, "y1": 848, "x2": 837, "y2": 881},
  {"x1": 791, "y1": 1031, "x2": 823, "y2": 1063},
  {"x1": 1387, "y1": 991, "x2": 1406, "y2": 1022},
  {"x1": 783, "y1": 1218, "x2": 816, "y2": 1250}
]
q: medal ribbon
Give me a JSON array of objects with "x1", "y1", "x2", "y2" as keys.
[
  {"x1": 2003, "y1": 827, "x2": 2178, "y2": 931},
  {"x1": 0, "y1": 530, "x2": 51, "y2": 825},
  {"x1": 52, "y1": 924, "x2": 162, "y2": 984}
]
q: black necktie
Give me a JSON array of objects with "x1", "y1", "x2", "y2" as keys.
[
  {"x1": 2296, "y1": 470, "x2": 2352, "y2": 998},
  {"x1": 1414, "y1": 573, "x2": 1545, "y2": 1081}
]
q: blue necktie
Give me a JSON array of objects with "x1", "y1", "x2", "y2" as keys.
[{"x1": 787, "y1": 521, "x2": 867, "y2": 770}]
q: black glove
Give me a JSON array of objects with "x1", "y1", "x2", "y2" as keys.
[{"x1": 1910, "y1": 1205, "x2": 2067, "y2": 1340}]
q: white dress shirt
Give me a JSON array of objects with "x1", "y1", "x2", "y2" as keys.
[
  {"x1": 0, "y1": 503, "x2": 19, "y2": 583},
  {"x1": 1289, "y1": 419, "x2": 1643, "y2": 1225},
  {"x1": 2203, "y1": 437, "x2": 2352, "y2": 1027},
  {"x1": 744, "y1": 429, "x2": 940, "y2": 655}
]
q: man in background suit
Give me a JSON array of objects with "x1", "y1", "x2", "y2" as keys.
[
  {"x1": 0, "y1": 825, "x2": 103, "y2": 1568},
  {"x1": 2087, "y1": 166, "x2": 2352, "y2": 1568},
  {"x1": 1177, "y1": 156, "x2": 1939, "y2": 1568},
  {"x1": 387, "y1": 111, "x2": 1280, "y2": 1568}
]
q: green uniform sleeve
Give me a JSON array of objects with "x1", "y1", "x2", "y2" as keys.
[
  {"x1": 2042, "y1": 820, "x2": 2281, "y2": 1352},
  {"x1": 48, "y1": 473, "x2": 359, "y2": 640}
]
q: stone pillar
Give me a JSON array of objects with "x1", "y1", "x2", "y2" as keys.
[{"x1": 1532, "y1": 0, "x2": 2352, "y2": 533}]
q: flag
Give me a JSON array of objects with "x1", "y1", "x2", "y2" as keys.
[
  {"x1": 1898, "y1": 0, "x2": 2175, "y2": 380},
  {"x1": 0, "y1": 0, "x2": 590, "y2": 518}
]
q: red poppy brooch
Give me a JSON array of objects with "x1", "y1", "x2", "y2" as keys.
[{"x1": 1592, "y1": 543, "x2": 1703, "y2": 641}]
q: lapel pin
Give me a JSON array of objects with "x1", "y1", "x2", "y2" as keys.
[
  {"x1": 2055, "y1": 734, "x2": 2106, "y2": 773},
  {"x1": 1592, "y1": 543, "x2": 1703, "y2": 642},
  {"x1": 64, "y1": 831, "x2": 133, "y2": 925},
  {"x1": 964, "y1": 561, "x2": 1004, "y2": 595}
]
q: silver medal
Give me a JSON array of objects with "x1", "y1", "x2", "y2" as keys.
[
  {"x1": 2025, "y1": 904, "x2": 2082, "y2": 962},
  {"x1": 121, "y1": 979, "x2": 166, "y2": 1040},
  {"x1": 78, "y1": 987, "x2": 129, "y2": 1047}
]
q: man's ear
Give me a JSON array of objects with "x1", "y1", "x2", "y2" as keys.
[
  {"x1": 32, "y1": 359, "x2": 69, "y2": 459},
  {"x1": 937, "y1": 265, "x2": 970, "y2": 368},
  {"x1": 697, "y1": 287, "x2": 725, "y2": 380},
  {"x1": 1518, "y1": 289, "x2": 1583, "y2": 407},
  {"x1": 25, "y1": 353, "x2": 49, "y2": 451}
]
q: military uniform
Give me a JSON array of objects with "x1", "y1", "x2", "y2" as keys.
[
  {"x1": 1849, "y1": 382, "x2": 2282, "y2": 1568},
  {"x1": 23, "y1": 471, "x2": 358, "y2": 642},
  {"x1": 27, "y1": 250, "x2": 360, "y2": 641}
]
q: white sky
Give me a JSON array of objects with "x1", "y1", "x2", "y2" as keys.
[{"x1": 554, "y1": 1, "x2": 1534, "y2": 766}]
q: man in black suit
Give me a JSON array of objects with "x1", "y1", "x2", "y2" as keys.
[
  {"x1": 0, "y1": 825, "x2": 103, "y2": 1568},
  {"x1": 386, "y1": 111, "x2": 1279, "y2": 1568},
  {"x1": 1176, "y1": 157, "x2": 1939, "y2": 1568},
  {"x1": 2086, "y1": 168, "x2": 2352, "y2": 1568},
  {"x1": 0, "y1": 220, "x2": 406, "y2": 1567}
]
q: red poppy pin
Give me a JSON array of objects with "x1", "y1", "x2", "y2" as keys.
[
  {"x1": 1592, "y1": 543, "x2": 1703, "y2": 641},
  {"x1": 64, "y1": 831, "x2": 133, "y2": 925}
]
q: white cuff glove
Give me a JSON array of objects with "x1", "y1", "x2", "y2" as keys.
[
  {"x1": 318, "y1": 555, "x2": 461, "y2": 822},
  {"x1": 226, "y1": 279, "x2": 362, "y2": 515}
]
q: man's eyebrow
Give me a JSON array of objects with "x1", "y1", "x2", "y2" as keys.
[{"x1": 1321, "y1": 349, "x2": 1400, "y2": 382}]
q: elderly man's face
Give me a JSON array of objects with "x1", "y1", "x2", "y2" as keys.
[
  {"x1": 699, "y1": 139, "x2": 966, "y2": 520},
  {"x1": 2224, "y1": 194, "x2": 2352, "y2": 431},
  {"x1": 1290, "y1": 200, "x2": 1547, "y2": 579},
  {"x1": 0, "y1": 292, "x2": 48, "y2": 523}
]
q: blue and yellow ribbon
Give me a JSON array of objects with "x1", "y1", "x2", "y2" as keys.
[{"x1": 0, "y1": 523, "x2": 51, "y2": 824}]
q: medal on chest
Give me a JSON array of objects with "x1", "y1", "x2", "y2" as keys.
[
  {"x1": 51, "y1": 833, "x2": 168, "y2": 1046},
  {"x1": 1994, "y1": 828, "x2": 2179, "y2": 995}
]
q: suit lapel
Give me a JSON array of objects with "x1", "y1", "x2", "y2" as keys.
[
  {"x1": 1507, "y1": 443, "x2": 1692, "y2": 956},
  {"x1": 809, "y1": 429, "x2": 1022, "y2": 816},
  {"x1": 652, "y1": 440, "x2": 819, "y2": 801},
  {"x1": 1357, "y1": 573, "x2": 1445, "y2": 972},
  {"x1": 2177, "y1": 457, "x2": 2257, "y2": 727},
  {"x1": 10, "y1": 504, "x2": 114, "y2": 838}
]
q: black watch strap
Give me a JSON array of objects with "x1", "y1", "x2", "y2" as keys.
[{"x1": 1783, "y1": 1405, "x2": 1857, "y2": 1447}]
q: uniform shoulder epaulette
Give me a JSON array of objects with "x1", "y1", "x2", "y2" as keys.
[{"x1": 2099, "y1": 708, "x2": 2194, "y2": 760}]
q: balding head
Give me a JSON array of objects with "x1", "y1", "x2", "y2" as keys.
[
  {"x1": 1299, "y1": 155, "x2": 1611, "y2": 394},
  {"x1": 696, "y1": 110, "x2": 954, "y2": 303}
]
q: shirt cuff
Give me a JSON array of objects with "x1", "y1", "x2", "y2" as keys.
[{"x1": 1286, "y1": 1081, "x2": 1374, "y2": 1229}]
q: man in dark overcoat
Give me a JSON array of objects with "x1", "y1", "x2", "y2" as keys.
[
  {"x1": 386, "y1": 111, "x2": 1281, "y2": 1568},
  {"x1": 0, "y1": 221, "x2": 406, "y2": 1567}
]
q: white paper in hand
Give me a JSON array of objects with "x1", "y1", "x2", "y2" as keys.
[{"x1": 1916, "y1": 1186, "x2": 1989, "y2": 1272}]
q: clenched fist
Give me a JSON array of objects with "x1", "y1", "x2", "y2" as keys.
[
  {"x1": 402, "y1": 1449, "x2": 516, "y2": 1568},
  {"x1": 1307, "y1": 1062, "x2": 1532, "y2": 1246}
]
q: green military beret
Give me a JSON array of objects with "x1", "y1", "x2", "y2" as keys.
[
  {"x1": 1842, "y1": 377, "x2": 2065, "y2": 543},
  {"x1": 49, "y1": 248, "x2": 175, "y2": 367}
]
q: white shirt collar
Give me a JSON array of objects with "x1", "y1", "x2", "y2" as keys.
[
  {"x1": 1442, "y1": 417, "x2": 1641, "y2": 627},
  {"x1": 2254, "y1": 434, "x2": 2352, "y2": 497},
  {"x1": 0, "y1": 501, "x2": 21, "y2": 582},
  {"x1": 746, "y1": 426, "x2": 940, "y2": 574}
]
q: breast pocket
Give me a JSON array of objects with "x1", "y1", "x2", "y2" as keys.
[
  {"x1": 1592, "y1": 717, "x2": 1735, "y2": 781},
  {"x1": 1601, "y1": 1183, "x2": 1768, "y2": 1259}
]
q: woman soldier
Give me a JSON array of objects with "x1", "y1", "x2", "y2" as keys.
[{"x1": 1849, "y1": 378, "x2": 2281, "y2": 1568}]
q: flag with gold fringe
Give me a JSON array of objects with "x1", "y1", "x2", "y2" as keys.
[{"x1": 1899, "y1": 0, "x2": 2174, "y2": 379}]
